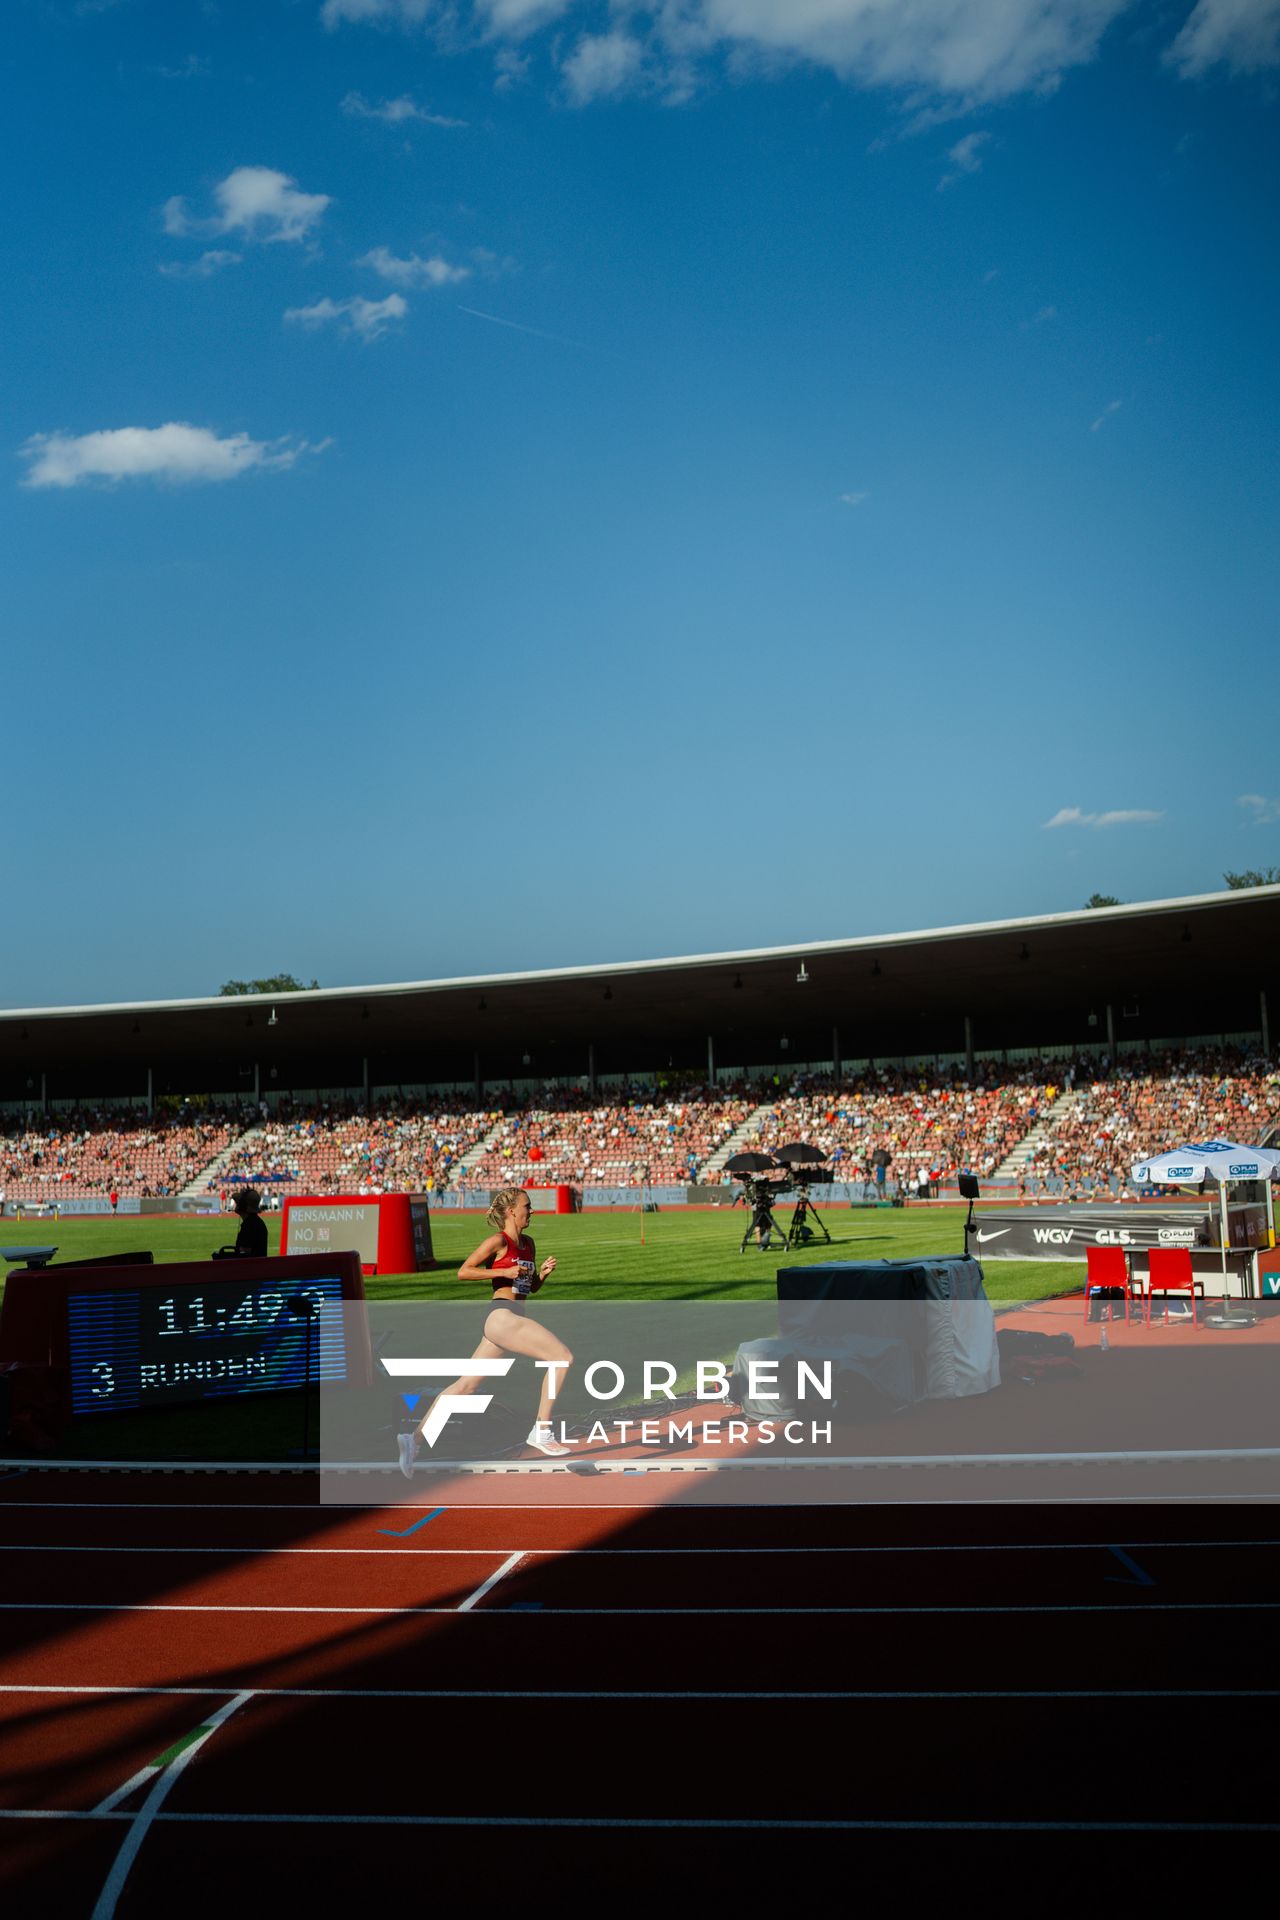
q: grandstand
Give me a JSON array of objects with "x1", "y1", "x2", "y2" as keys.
[
  {"x1": 468, "y1": 1085, "x2": 756, "y2": 1190},
  {"x1": 746, "y1": 1068, "x2": 1060, "y2": 1185},
  {"x1": 1020, "y1": 1047, "x2": 1280, "y2": 1195},
  {"x1": 0, "y1": 1109, "x2": 243, "y2": 1204},
  {"x1": 211, "y1": 1099, "x2": 500, "y2": 1197},
  {"x1": 0, "y1": 888, "x2": 1276, "y2": 1206}
]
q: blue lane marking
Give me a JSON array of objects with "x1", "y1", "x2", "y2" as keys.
[
  {"x1": 1105, "y1": 1546, "x2": 1156, "y2": 1587},
  {"x1": 378, "y1": 1507, "x2": 447, "y2": 1537}
]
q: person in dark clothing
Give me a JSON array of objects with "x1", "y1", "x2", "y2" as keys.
[{"x1": 231, "y1": 1187, "x2": 268, "y2": 1258}]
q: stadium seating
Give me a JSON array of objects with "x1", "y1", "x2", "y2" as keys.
[
  {"x1": 468, "y1": 1085, "x2": 757, "y2": 1190},
  {"x1": 746, "y1": 1069, "x2": 1057, "y2": 1187},
  {"x1": 3, "y1": 1051, "x2": 1274, "y2": 1206},
  {"x1": 211, "y1": 1098, "x2": 499, "y2": 1196},
  {"x1": 1021, "y1": 1048, "x2": 1280, "y2": 1196},
  {"x1": 0, "y1": 1109, "x2": 243, "y2": 1202}
]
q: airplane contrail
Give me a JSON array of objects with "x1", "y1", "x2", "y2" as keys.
[{"x1": 457, "y1": 305, "x2": 585, "y2": 350}]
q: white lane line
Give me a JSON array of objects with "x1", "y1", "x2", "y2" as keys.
[
  {"x1": 2, "y1": 1601, "x2": 1280, "y2": 1618},
  {"x1": 0, "y1": 1451, "x2": 318, "y2": 1466},
  {"x1": 94, "y1": 1759, "x2": 168, "y2": 1816},
  {"x1": 2, "y1": 1539, "x2": 1279, "y2": 1556},
  {"x1": 0, "y1": 1809, "x2": 1275, "y2": 1833},
  {"x1": 7, "y1": 1447, "x2": 1280, "y2": 1474},
  {"x1": 2, "y1": 1681, "x2": 1278, "y2": 1701},
  {"x1": 4, "y1": 1494, "x2": 1271, "y2": 1513},
  {"x1": 90, "y1": 1690, "x2": 254, "y2": 1920},
  {"x1": 0, "y1": 1545, "x2": 508, "y2": 1558},
  {"x1": 457, "y1": 1551, "x2": 525, "y2": 1611}
]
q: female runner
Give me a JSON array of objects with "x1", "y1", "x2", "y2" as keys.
[{"x1": 399, "y1": 1186, "x2": 573, "y2": 1476}]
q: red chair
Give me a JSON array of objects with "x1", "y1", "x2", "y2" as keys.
[
  {"x1": 1145, "y1": 1246, "x2": 1203, "y2": 1326},
  {"x1": 1084, "y1": 1244, "x2": 1137, "y2": 1324}
]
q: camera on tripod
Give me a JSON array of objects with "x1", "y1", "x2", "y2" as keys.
[{"x1": 725, "y1": 1142, "x2": 834, "y2": 1253}]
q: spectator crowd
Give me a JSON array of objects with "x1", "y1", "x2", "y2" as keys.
[
  {"x1": 1020, "y1": 1047, "x2": 1280, "y2": 1197},
  {"x1": 0, "y1": 1106, "x2": 244, "y2": 1203},
  {"x1": 2, "y1": 1050, "x2": 1275, "y2": 1209},
  {"x1": 747, "y1": 1066, "x2": 1058, "y2": 1190},
  {"x1": 468, "y1": 1084, "x2": 757, "y2": 1190},
  {"x1": 212, "y1": 1096, "x2": 497, "y2": 1196}
]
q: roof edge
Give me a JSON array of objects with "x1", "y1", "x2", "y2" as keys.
[{"x1": 1, "y1": 883, "x2": 1277, "y2": 1023}]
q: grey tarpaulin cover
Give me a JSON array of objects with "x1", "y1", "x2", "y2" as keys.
[
  {"x1": 767, "y1": 1256, "x2": 1000, "y2": 1400},
  {"x1": 731, "y1": 1331, "x2": 917, "y2": 1417}
]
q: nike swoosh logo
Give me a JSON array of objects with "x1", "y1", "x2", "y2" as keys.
[{"x1": 975, "y1": 1229, "x2": 1011, "y2": 1244}]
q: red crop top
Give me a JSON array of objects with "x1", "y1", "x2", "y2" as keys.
[{"x1": 491, "y1": 1230, "x2": 536, "y2": 1295}]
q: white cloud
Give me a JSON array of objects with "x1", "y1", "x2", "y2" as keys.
[
  {"x1": 1167, "y1": 0, "x2": 1280, "y2": 77},
  {"x1": 482, "y1": 0, "x2": 571, "y2": 32},
  {"x1": 561, "y1": 29, "x2": 646, "y2": 103},
  {"x1": 1043, "y1": 806, "x2": 1163, "y2": 829},
  {"x1": 494, "y1": 45, "x2": 532, "y2": 87},
  {"x1": 151, "y1": 54, "x2": 210, "y2": 79},
  {"x1": 839, "y1": 490, "x2": 870, "y2": 506},
  {"x1": 322, "y1": 0, "x2": 570, "y2": 28},
  {"x1": 938, "y1": 128, "x2": 991, "y2": 188},
  {"x1": 284, "y1": 293, "x2": 408, "y2": 341},
  {"x1": 1090, "y1": 398, "x2": 1123, "y2": 431},
  {"x1": 19, "y1": 424, "x2": 319, "y2": 489},
  {"x1": 318, "y1": 1, "x2": 1131, "y2": 107},
  {"x1": 1026, "y1": 303, "x2": 1058, "y2": 325},
  {"x1": 318, "y1": 1, "x2": 1280, "y2": 107},
  {"x1": 692, "y1": 0, "x2": 1129, "y2": 97},
  {"x1": 158, "y1": 249, "x2": 242, "y2": 280},
  {"x1": 341, "y1": 90, "x2": 467, "y2": 125},
  {"x1": 1239, "y1": 793, "x2": 1280, "y2": 824},
  {"x1": 358, "y1": 246, "x2": 471, "y2": 288},
  {"x1": 164, "y1": 167, "x2": 331, "y2": 246}
]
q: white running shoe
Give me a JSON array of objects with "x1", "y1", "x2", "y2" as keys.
[
  {"x1": 526, "y1": 1426, "x2": 572, "y2": 1457},
  {"x1": 397, "y1": 1430, "x2": 419, "y2": 1479}
]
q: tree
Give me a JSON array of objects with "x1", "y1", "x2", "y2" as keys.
[
  {"x1": 218, "y1": 974, "x2": 319, "y2": 996},
  {"x1": 1084, "y1": 894, "x2": 1121, "y2": 908},
  {"x1": 1223, "y1": 868, "x2": 1280, "y2": 890}
]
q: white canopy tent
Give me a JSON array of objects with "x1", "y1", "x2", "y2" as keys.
[{"x1": 1132, "y1": 1140, "x2": 1280, "y2": 1295}]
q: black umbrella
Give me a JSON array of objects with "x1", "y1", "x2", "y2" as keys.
[
  {"x1": 724, "y1": 1151, "x2": 779, "y2": 1175},
  {"x1": 773, "y1": 1141, "x2": 827, "y2": 1166}
]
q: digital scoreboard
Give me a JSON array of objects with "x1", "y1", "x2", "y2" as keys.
[{"x1": 0, "y1": 1252, "x2": 369, "y2": 1422}]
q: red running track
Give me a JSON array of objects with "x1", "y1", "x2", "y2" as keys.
[{"x1": 1, "y1": 1468, "x2": 1279, "y2": 1914}]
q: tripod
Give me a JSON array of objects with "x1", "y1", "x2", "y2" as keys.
[{"x1": 784, "y1": 1182, "x2": 833, "y2": 1251}]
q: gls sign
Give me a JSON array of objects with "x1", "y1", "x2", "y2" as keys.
[{"x1": 1095, "y1": 1228, "x2": 1133, "y2": 1245}]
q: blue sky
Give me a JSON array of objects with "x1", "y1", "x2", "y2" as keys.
[{"x1": 4, "y1": 0, "x2": 1278, "y2": 1007}]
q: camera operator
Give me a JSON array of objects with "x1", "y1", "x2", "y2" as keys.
[{"x1": 749, "y1": 1175, "x2": 777, "y2": 1251}]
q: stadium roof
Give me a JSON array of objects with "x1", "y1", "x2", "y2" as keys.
[{"x1": 3, "y1": 886, "x2": 1278, "y2": 1093}]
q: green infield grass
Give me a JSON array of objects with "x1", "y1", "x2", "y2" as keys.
[
  {"x1": 0, "y1": 1203, "x2": 1080, "y2": 1305},
  {"x1": 0, "y1": 1207, "x2": 1080, "y2": 1461}
]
